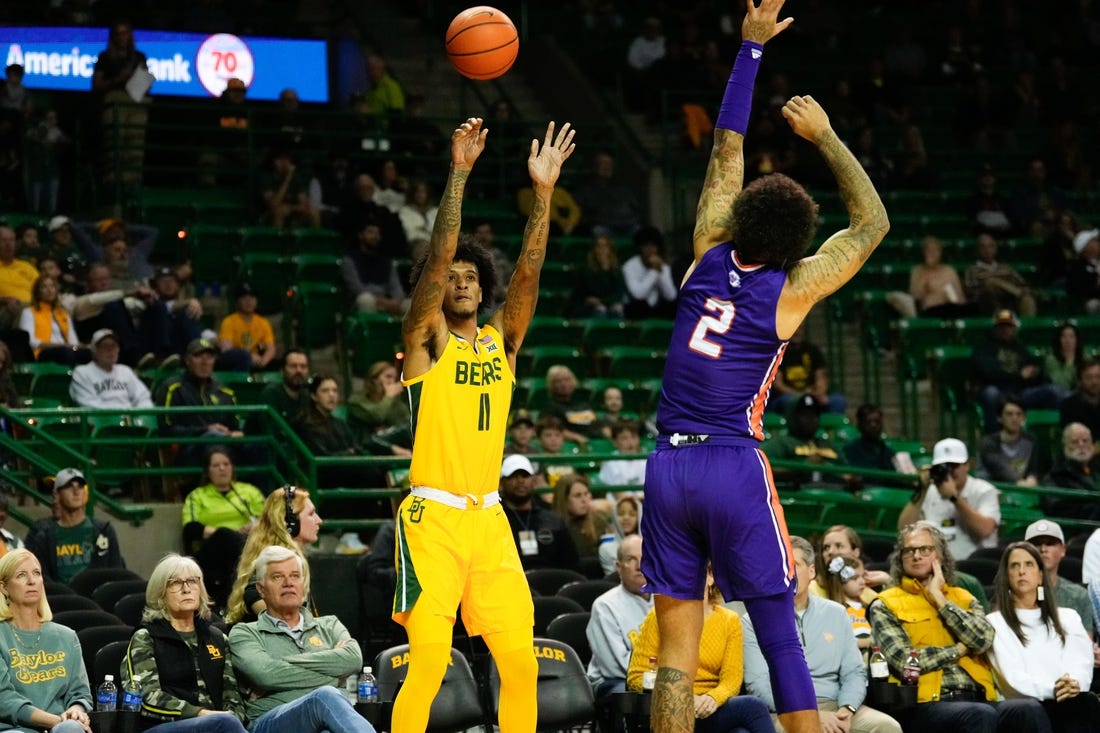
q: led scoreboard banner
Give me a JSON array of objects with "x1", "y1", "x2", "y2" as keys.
[{"x1": 1, "y1": 27, "x2": 329, "y2": 102}]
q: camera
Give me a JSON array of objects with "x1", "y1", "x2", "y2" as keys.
[{"x1": 929, "y1": 463, "x2": 954, "y2": 485}]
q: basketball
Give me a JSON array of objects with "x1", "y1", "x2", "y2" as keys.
[{"x1": 445, "y1": 6, "x2": 519, "y2": 80}]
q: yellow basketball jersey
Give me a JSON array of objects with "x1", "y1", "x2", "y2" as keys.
[{"x1": 404, "y1": 325, "x2": 515, "y2": 495}]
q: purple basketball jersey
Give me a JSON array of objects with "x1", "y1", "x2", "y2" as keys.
[{"x1": 656, "y1": 243, "x2": 788, "y2": 439}]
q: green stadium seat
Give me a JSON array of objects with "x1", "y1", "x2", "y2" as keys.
[
  {"x1": 241, "y1": 226, "x2": 293, "y2": 256},
  {"x1": 287, "y1": 283, "x2": 344, "y2": 353},
  {"x1": 516, "y1": 346, "x2": 589, "y2": 380},
  {"x1": 581, "y1": 320, "x2": 641, "y2": 353},
  {"x1": 294, "y1": 228, "x2": 343, "y2": 256},
  {"x1": 236, "y1": 253, "x2": 291, "y2": 315},
  {"x1": 637, "y1": 320, "x2": 675, "y2": 349},
  {"x1": 293, "y1": 253, "x2": 343, "y2": 284},
  {"x1": 526, "y1": 316, "x2": 582, "y2": 349},
  {"x1": 343, "y1": 314, "x2": 404, "y2": 383},
  {"x1": 188, "y1": 225, "x2": 242, "y2": 287},
  {"x1": 596, "y1": 346, "x2": 666, "y2": 380}
]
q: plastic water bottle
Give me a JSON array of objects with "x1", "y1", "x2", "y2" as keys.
[
  {"x1": 96, "y1": 675, "x2": 118, "y2": 712},
  {"x1": 121, "y1": 675, "x2": 142, "y2": 712},
  {"x1": 901, "y1": 649, "x2": 921, "y2": 685},
  {"x1": 357, "y1": 666, "x2": 378, "y2": 703},
  {"x1": 642, "y1": 656, "x2": 658, "y2": 692},
  {"x1": 869, "y1": 646, "x2": 889, "y2": 680}
]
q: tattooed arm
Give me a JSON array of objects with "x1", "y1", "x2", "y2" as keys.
[
  {"x1": 776, "y1": 95, "x2": 889, "y2": 337},
  {"x1": 489, "y1": 121, "x2": 576, "y2": 369},
  {"x1": 402, "y1": 118, "x2": 487, "y2": 379}
]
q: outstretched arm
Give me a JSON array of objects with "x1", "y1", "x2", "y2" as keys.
[
  {"x1": 489, "y1": 121, "x2": 576, "y2": 365},
  {"x1": 777, "y1": 95, "x2": 889, "y2": 334},
  {"x1": 402, "y1": 118, "x2": 487, "y2": 378},
  {"x1": 693, "y1": 0, "x2": 792, "y2": 262}
]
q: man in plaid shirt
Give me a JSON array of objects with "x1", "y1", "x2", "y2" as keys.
[{"x1": 868, "y1": 521, "x2": 1049, "y2": 730}]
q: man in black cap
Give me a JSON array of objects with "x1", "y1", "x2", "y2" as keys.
[
  {"x1": 217, "y1": 282, "x2": 277, "y2": 370},
  {"x1": 154, "y1": 337, "x2": 245, "y2": 466},
  {"x1": 140, "y1": 265, "x2": 204, "y2": 365},
  {"x1": 24, "y1": 467, "x2": 125, "y2": 583}
]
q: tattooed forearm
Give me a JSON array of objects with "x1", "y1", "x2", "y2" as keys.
[
  {"x1": 815, "y1": 129, "x2": 888, "y2": 242},
  {"x1": 518, "y1": 194, "x2": 549, "y2": 268},
  {"x1": 694, "y1": 130, "x2": 744, "y2": 245},
  {"x1": 430, "y1": 167, "x2": 469, "y2": 247},
  {"x1": 652, "y1": 667, "x2": 695, "y2": 733}
]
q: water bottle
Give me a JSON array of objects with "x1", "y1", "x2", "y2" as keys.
[
  {"x1": 96, "y1": 674, "x2": 118, "y2": 712},
  {"x1": 641, "y1": 656, "x2": 658, "y2": 692},
  {"x1": 869, "y1": 646, "x2": 889, "y2": 681},
  {"x1": 121, "y1": 675, "x2": 142, "y2": 712},
  {"x1": 357, "y1": 666, "x2": 378, "y2": 703},
  {"x1": 901, "y1": 649, "x2": 921, "y2": 685}
]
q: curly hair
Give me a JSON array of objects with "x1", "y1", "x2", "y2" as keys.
[
  {"x1": 732, "y1": 173, "x2": 819, "y2": 269},
  {"x1": 888, "y1": 521, "x2": 957, "y2": 586},
  {"x1": 407, "y1": 234, "x2": 498, "y2": 314},
  {"x1": 225, "y1": 487, "x2": 312, "y2": 623}
]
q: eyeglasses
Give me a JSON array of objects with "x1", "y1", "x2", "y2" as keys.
[
  {"x1": 166, "y1": 576, "x2": 201, "y2": 591},
  {"x1": 901, "y1": 545, "x2": 936, "y2": 559}
]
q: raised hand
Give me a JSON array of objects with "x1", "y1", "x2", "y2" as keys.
[
  {"x1": 451, "y1": 117, "x2": 488, "y2": 170},
  {"x1": 742, "y1": 0, "x2": 793, "y2": 46},
  {"x1": 782, "y1": 95, "x2": 832, "y2": 144},
  {"x1": 527, "y1": 121, "x2": 576, "y2": 190}
]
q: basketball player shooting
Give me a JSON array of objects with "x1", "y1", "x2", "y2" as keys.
[
  {"x1": 639, "y1": 2, "x2": 890, "y2": 733},
  {"x1": 389, "y1": 117, "x2": 575, "y2": 733}
]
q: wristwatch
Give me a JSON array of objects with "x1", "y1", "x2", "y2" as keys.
[{"x1": 843, "y1": 704, "x2": 858, "y2": 715}]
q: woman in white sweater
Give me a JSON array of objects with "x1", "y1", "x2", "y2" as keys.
[{"x1": 987, "y1": 541, "x2": 1099, "y2": 733}]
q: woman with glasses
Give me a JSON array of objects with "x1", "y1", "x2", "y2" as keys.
[
  {"x1": 0, "y1": 549, "x2": 92, "y2": 733},
  {"x1": 122, "y1": 553, "x2": 248, "y2": 732},
  {"x1": 986, "y1": 541, "x2": 1098, "y2": 733}
]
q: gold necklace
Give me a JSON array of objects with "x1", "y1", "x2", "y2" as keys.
[{"x1": 10, "y1": 622, "x2": 42, "y2": 650}]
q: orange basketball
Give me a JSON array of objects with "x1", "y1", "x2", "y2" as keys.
[{"x1": 445, "y1": 6, "x2": 519, "y2": 80}]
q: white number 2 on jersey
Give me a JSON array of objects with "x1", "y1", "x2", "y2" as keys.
[{"x1": 688, "y1": 298, "x2": 735, "y2": 358}]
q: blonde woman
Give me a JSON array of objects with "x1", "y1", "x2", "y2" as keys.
[{"x1": 18, "y1": 275, "x2": 90, "y2": 365}]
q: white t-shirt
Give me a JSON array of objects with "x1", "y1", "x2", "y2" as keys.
[
  {"x1": 987, "y1": 607, "x2": 1093, "y2": 699},
  {"x1": 920, "y1": 474, "x2": 1000, "y2": 559}
]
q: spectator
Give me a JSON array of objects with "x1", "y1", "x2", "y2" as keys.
[
  {"x1": 1045, "y1": 323, "x2": 1083, "y2": 394},
  {"x1": 842, "y1": 403, "x2": 899, "y2": 472},
  {"x1": 986, "y1": 541, "x2": 1098, "y2": 730},
  {"x1": 972, "y1": 309, "x2": 1061, "y2": 432},
  {"x1": 363, "y1": 54, "x2": 404, "y2": 121},
  {"x1": 574, "y1": 152, "x2": 643, "y2": 237},
  {"x1": 0, "y1": 494, "x2": 23, "y2": 554},
  {"x1": 0, "y1": 224, "x2": 38, "y2": 331},
  {"x1": 627, "y1": 566, "x2": 773, "y2": 733},
  {"x1": 471, "y1": 220, "x2": 512, "y2": 305},
  {"x1": 24, "y1": 468, "x2": 124, "y2": 583},
  {"x1": 594, "y1": 385, "x2": 635, "y2": 439},
  {"x1": 181, "y1": 447, "x2": 265, "y2": 608},
  {"x1": 154, "y1": 337, "x2": 245, "y2": 467},
  {"x1": 1059, "y1": 359, "x2": 1100, "y2": 441},
  {"x1": 893, "y1": 122, "x2": 936, "y2": 190},
  {"x1": 228, "y1": 546, "x2": 375, "y2": 733},
  {"x1": 498, "y1": 454, "x2": 580, "y2": 572},
  {"x1": 140, "y1": 266, "x2": 204, "y2": 365},
  {"x1": 541, "y1": 365, "x2": 601, "y2": 443},
  {"x1": 867, "y1": 521, "x2": 1048, "y2": 730},
  {"x1": 0, "y1": 549, "x2": 92, "y2": 733},
  {"x1": 821, "y1": 555, "x2": 874, "y2": 653},
  {"x1": 294, "y1": 375, "x2": 373, "y2": 494},
  {"x1": 19, "y1": 275, "x2": 90, "y2": 366},
  {"x1": 260, "y1": 149, "x2": 319, "y2": 229},
  {"x1": 258, "y1": 87, "x2": 313, "y2": 159},
  {"x1": 1042, "y1": 423, "x2": 1100, "y2": 519},
  {"x1": 0, "y1": 339, "x2": 20, "y2": 413},
  {"x1": 197, "y1": 77, "x2": 251, "y2": 188},
  {"x1": 1039, "y1": 210, "x2": 1078, "y2": 288},
  {"x1": 599, "y1": 495, "x2": 642, "y2": 577},
  {"x1": 811, "y1": 525, "x2": 890, "y2": 601},
  {"x1": 40, "y1": 217, "x2": 86, "y2": 290},
  {"x1": 397, "y1": 179, "x2": 437, "y2": 245},
  {"x1": 969, "y1": 163, "x2": 1014, "y2": 237},
  {"x1": 770, "y1": 323, "x2": 846, "y2": 415},
  {"x1": 253, "y1": 349, "x2": 310, "y2": 429},
  {"x1": 347, "y1": 360, "x2": 410, "y2": 444},
  {"x1": 504, "y1": 408, "x2": 539, "y2": 458},
  {"x1": 218, "y1": 283, "x2": 277, "y2": 371},
  {"x1": 69, "y1": 262, "x2": 156, "y2": 366},
  {"x1": 551, "y1": 472, "x2": 612, "y2": 563},
  {"x1": 596, "y1": 419, "x2": 647, "y2": 492},
  {"x1": 623, "y1": 17, "x2": 666, "y2": 115},
  {"x1": 533, "y1": 415, "x2": 577, "y2": 489},
  {"x1": 897, "y1": 438, "x2": 1000, "y2": 559},
  {"x1": 337, "y1": 174, "x2": 408, "y2": 255},
  {"x1": 372, "y1": 158, "x2": 406, "y2": 214},
  {"x1": 73, "y1": 217, "x2": 156, "y2": 283},
  {"x1": 226, "y1": 487, "x2": 323, "y2": 624},
  {"x1": 742, "y1": 536, "x2": 902, "y2": 733},
  {"x1": 586, "y1": 534, "x2": 652, "y2": 697},
  {"x1": 976, "y1": 396, "x2": 1040, "y2": 485},
  {"x1": 122, "y1": 553, "x2": 249, "y2": 733},
  {"x1": 68, "y1": 328, "x2": 152, "y2": 408},
  {"x1": 621, "y1": 225, "x2": 677, "y2": 319},
  {"x1": 91, "y1": 20, "x2": 150, "y2": 187},
  {"x1": 24, "y1": 108, "x2": 71, "y2": 216},
  {"x1": 905, "y1": 235, "x2": 970, "y2": 319},
  {"x1": 1067, "y1": 228, "x2": 1100, "y2": 315},
  {"x1": 1024, "y1": 520, "x2": 1095, "y2": 637},
  {"x1": 1011, "y1": 158, "x2": 1065, "y2": 237},
  {"x1": 567, "y1": 233, "x2": 626, "y2": 319},
  {"x1": 964, "y1": 233, "x2": 1036, "y2": 317},
  {"x1": 762, "y1": 394, "x2": 846, "y2": 486},
  {"x1": 341, "y1": 222, "x2": 408, "y2": 315}
]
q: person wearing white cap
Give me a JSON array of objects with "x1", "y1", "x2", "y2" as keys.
[
  {"x1": 1024, "y1": 519, "x2": 1095, "y2": 636},
  {"x1": 68, "y1": 328, "x2": 153, "y2": 408},
  {"x1": 897, "y1": 438, "x2": 1000, "y2": 560},
  {"x1": 498, "y1": 453, "x2": 580, "y2": 572},
  {"x1": 24, "y1": 468, "x2": 125, "y2": 583},
  {"x1": 1067, "y1": 228, "x2": 1100, "y2": 315}
]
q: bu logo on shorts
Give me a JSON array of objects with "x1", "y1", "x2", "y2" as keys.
[{"x1": 407, "y1": 497, "x2": 426, "y2": 523}]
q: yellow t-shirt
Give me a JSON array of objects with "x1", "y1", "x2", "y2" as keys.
[
  {"x1": 218, "y1": 312, "x2": 275, "y2": 355},
  {"x1": 0, "y1": 259, "x2": 39, "y2": 302},
  {"x1": 404, "y1": 325, "x2": 514, "y2": 496}
]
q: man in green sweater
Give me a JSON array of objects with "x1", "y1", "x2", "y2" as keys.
[{"x1": 227, "y1": 546, "x2": 375, "y2": 733}]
